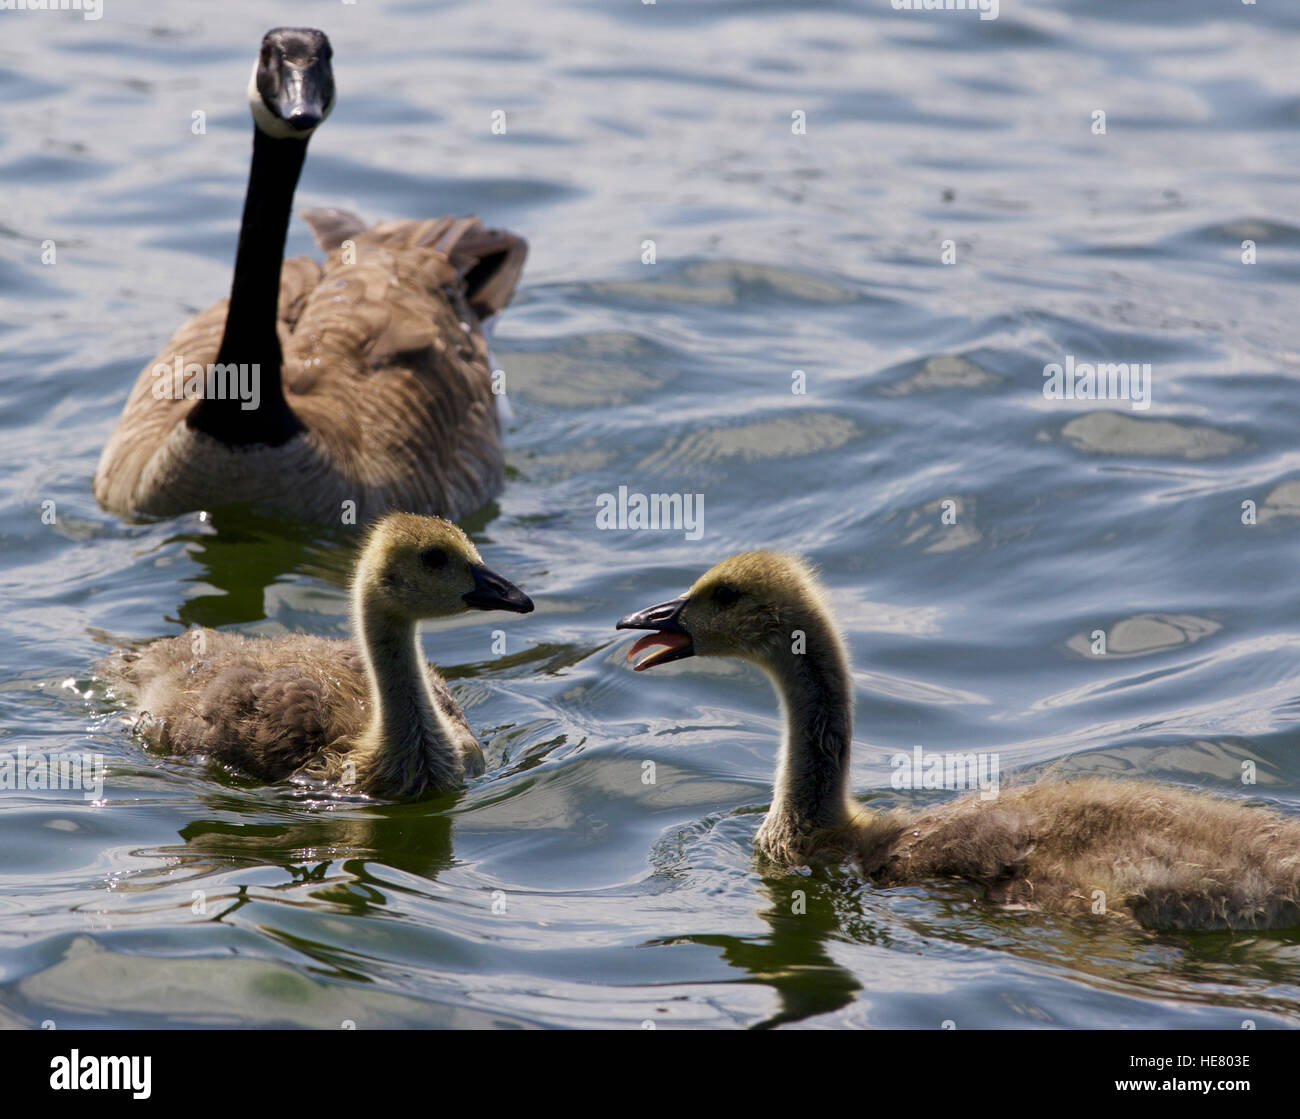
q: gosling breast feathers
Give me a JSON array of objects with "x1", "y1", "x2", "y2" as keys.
[
  {"x1": 618, "y1": 552, "x2": 1300, "y2": 930},
  {"x1": 93, "y1": 28, "x2": 527, "y2": 526},
  {"x1": 100, "y1": 513, "x2": 533, "y2": 798}
]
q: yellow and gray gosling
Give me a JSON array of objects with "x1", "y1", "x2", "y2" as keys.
[
  {"x1": 93, "y1": 27, "x2": 527, "y2": 525},
  {"x1": 618, "y1": 552, "x2": 1300, "y2": 930},
  {"x1": 100, "y1": 514, "x2": 532, "y2": 798}
]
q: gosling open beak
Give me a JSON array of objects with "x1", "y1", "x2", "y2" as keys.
[
  {"x1": 616, "y1": 595, "x2": 694, "y2": 671},
  {"x1": 463, "y1": 565, "x2": 534, "y2": 614}
]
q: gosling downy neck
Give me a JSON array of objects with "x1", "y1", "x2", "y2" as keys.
[
  {"x1": 187, "y1": 127, "x2": 307, "y2": 447},
  {"x1": 620, "y1": 564, "x2": 858, "y2": 858},
  {"x1": 348, "y1": 565, "x2": 465, "y2": 796},
  {"x1": 754, "y1": 603, "x2": 856, "y2": 845}
]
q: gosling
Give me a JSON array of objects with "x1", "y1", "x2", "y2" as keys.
[
  {"x1": 618, "y1": 552, "x2": 1300, "y2": 930},
  {"x1": 100, "y1": 514, "x2": 532, "y2": 798}
]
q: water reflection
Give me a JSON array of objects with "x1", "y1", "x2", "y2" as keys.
[
  {"x1": 167, "y1": 795, "x2": 460, "y2": 885},
  {"x1": 653, "y1": 871, "x2": 869, "y2": 1029},
  {"x1": 158, "y1": 499, "x2": 504, "y2": 630},
  {"x1": 160, "y1": 506, "x2": 353, "y2": 630}
]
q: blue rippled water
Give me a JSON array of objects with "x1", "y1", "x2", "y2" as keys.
[{"x1": 1, "y1": 0, "x2": 1299, "y2": 1028}]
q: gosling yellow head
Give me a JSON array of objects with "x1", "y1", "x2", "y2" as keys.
[
  {"x1": 616, "y1": 551, "x2": 835, "y2": 670},
  {"x1": 357, "y1": 512, "x2": 534, "y2": 621}
]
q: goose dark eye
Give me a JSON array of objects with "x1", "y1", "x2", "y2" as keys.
[
  {"x1": 420, "y1": 548, "x2": 448, "y2": 570},
  {"x1": 713, "y1": 585, "x2": 741, "y2": 607}
]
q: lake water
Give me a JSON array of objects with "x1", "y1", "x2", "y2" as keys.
[{"x1": 2, "y1": 0, "x2": 1299, "y2": 1029}]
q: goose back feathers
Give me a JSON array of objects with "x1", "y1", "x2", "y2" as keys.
[{"x1": 93, "y1": 212, "x2": 526, "y2": 524}]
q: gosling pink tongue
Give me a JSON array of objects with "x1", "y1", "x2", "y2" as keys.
[{"x1": 627, "y1": 632, "x2": 691, "y2": 671}]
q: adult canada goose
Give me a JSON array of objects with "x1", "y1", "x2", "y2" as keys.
[
  {"x1": 100, "y1": 513, "x2": 533, "y2": 797},
  {"x1": 618, "y1": 553, "x2": 1300, "y2": 930},
  {"x1": 93, "y1": 27, "x2": 527, "y2": 526}
]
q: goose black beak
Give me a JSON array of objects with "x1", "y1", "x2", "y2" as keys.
[
  {"x1": 271, "y1": 59, "x2": 332, "y2": 132},
  {"x1": 463, "y1": 565, "x2": 534, "y2": 614},
  {"x1": 616, "y1": 596, "x2": 694, "y2": 671}
]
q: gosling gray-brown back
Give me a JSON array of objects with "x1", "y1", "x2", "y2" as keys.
[
  {"x1": 100, "y1": 513, "x2": 533, "y2": 798},
  {"x1": 618, "y1": 552, "x2": 1300, "y2": 931},
  {"x1": 93, "y1": 28, "x2": 527, "y2": 526}
]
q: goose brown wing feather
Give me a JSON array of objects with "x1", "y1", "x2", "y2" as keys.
[
  {"x1": 311, "y1": 212, "x2": 528, "y2": 320},
  {"x1": 282, "y1": 241, "x2": 503, "y2": 518},
  {"x1": 299, "y1": 207, "x2": 369, "y2": 252}
]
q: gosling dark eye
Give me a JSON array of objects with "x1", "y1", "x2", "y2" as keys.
[
  {"x1": 420, "y1": 548, "x2": 448, "y2": 570},
  {"x1": 713, "y1": 585, "x2": 741, "y2": 607}
]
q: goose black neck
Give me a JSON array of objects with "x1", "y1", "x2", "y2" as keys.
[{"x1": 188, "y1": 127, "x2": 308, "y2": 447}]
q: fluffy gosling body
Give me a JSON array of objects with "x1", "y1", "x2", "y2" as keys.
[
  {"x1": 100, "y1": 514, "x2": 532, "y2": 798},
  {"x1": 618, "y1": 552, "x2": 1300, "y2": 930}
]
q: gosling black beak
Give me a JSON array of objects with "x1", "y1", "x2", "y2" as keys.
[
  {"x1": 259, "y1": 28, "x2": 335, "y2": 134},
  {"x1": 463, "y1": 564, "x2": 534, "y2": 614},
  {"x1": 616, "y1": 595, "x2": 695, "y2": 671}
]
